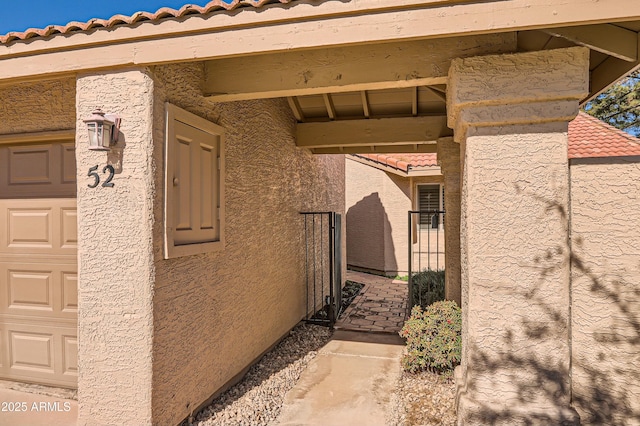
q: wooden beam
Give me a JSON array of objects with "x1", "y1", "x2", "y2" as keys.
[
  {"x1": 296, "y1": 116, "x2": 450, "y2": 149},
  {"x1": 311, "y1": 144, "x2": 438, "y2": 155},
  {"x1": 0, "y1": 129, "x2": 75, "y2": 145},
  {"x1": 412, "y1": 87, "x2": 419, "y2": 116},
  {"x1": 361, "y1": 91, "x2": 371, "y2": 118},
  {"x1": 544, "y1": 24, "x2": 638, "y2": 62},
  {"x1": 287, "y1": 97, "x2": 305, "y2": 122},
  {"x1": 425, "y1": 86, "x2": 447, "y2": 102},
  {"x1": 204, "y1": 34, "x2": 514, "y2": 101},
  {"x1": 323, "y1": 94, "x2": 336, "y2": 120},
  {"x1": 587, "y1": 32, "x2": 640, "y2": 102}
]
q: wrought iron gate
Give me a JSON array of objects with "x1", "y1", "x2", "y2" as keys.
[
  {"x1": 408, "y1": 209, "x2": 446, "y2": 308},
  {"x1": 301, "y1": 212, "x2": 343, "y2": 327}
]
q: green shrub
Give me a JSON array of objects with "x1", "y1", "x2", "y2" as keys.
[
  {"x1": 399, "y1": 301, "x2": 462, "y2": 373},
  {"x1": 411, "y1": 269, "x2": 445, "y2": 308}
]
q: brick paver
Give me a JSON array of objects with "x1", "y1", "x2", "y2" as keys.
[{"x1": 335, "y1": 270, "x2": 409, "y2": 333}]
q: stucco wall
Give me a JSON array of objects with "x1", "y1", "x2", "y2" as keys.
[
  {"x1": 570, "y1": 157, "x2": 640, "y2": 424},
  {"x1": 151, "y1": 63, "x2": 345, "y2": 425},
  {"x1": 76, "y1": 69, "x2": 157, "y2": 426},
  {"x1": 0, "y1": 78, "x2": 75, "y2": 134},
  {"x1": 345, "y1": 158, "x2": 443, "y2": 275},
  {"x1": 345, "y1": 159, "x2": 388, "y2": 272}
]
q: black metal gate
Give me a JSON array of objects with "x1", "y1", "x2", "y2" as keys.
[
  {"x1": 408, "y1": 210, "x2": 446, "y2": 309},
  {"x1": 301, "y1": 212, "x2": 343, "y2": 327}
]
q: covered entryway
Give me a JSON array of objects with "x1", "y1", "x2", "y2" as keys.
[{"x1": 0, "y1": 137, "x2": 78, "y2": 388}]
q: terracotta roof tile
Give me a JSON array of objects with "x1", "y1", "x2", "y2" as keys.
[
  {"x1": 568, "y1": 112, "x2": 640, "y2": 159},
  {"x1": 353, "y1": 153, "x2": 438, "y2": 173},
  {"x1": 0, "y1": 0, "x2": 295, "y2": 44},
  {"x1": 353, "y1": 113, "x2": 640, "y2": 171}
]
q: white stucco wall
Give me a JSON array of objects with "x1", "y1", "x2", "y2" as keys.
[
  {"x1": 570, "y1": 157, "x2": 640, "y2": 424},
  {"x1": 151, "y1": 63, "x2": 345, "y2": 425}
]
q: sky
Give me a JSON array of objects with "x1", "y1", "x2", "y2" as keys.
[{"x1": 0, "y1": 0, "x2": 223, "y2": 34}]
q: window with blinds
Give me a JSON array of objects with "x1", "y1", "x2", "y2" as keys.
[{"x1": 418, "y1": 184, "x2": 441, "y2": 227}]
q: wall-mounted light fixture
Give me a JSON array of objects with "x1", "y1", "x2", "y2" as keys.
[{"x1": 83, "y1": 109, "x2": 121, "y2": 151}]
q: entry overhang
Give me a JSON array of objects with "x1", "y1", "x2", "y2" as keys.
[
  {"x1": 203, "y1": 34, "x2": 515, "y2": 102},
  {"x1": 2, "y1": 0, "x2": 640, "y2": 85}
]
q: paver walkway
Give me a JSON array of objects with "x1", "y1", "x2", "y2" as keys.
[
  {"x1": 335, "y1": 270, "x2": 409, "y2": 334},
  {"x1": 276, "y1": 330, "x2": 404, "y2": 426}
]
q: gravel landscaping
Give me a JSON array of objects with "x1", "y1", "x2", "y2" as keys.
[
  {"x1": 388, "y1": 370, "x2": 457, "y2": 425},
  {"x1": 182, "y1": 313, "x2": 456, "y2": 426},
  {"x1": 183, "y1": 323, "x2": 332, "y2": 426}
]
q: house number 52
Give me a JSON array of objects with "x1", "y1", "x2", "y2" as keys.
[{"x1": 87, "y1": 165, "x2": 115, "y2": 188}]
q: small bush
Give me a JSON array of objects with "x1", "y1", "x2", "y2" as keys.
[
  {"x1": 399, "y1": 301, "x2": 462, "y2": 373},
  {"x1": 411, "y1": 269, "x2": 445, "y2": 308}
]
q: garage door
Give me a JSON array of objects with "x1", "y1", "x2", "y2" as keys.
[{"x1": 0, "y1": 140, "x2": 77, "y2": 388}]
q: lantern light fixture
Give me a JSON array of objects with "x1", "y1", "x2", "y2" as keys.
[{"x1": 83, "y1": 109, "x2": 121, "y2": 151}]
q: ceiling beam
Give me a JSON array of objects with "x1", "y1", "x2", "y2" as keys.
[
  {"x1": 296, "y1": 116, "x2": 451, "y2": 150},
  {"x1": 323, "y1": 94, "x2": 336, "y2": 120},
  {"x1": 204, "y1": 34, "x2": 515, "y2": 102},
  {"x1": 586, "y1": 31, "x2": 640, "y2": 102},
  {"x1": 361, "y1": 91, "x2": 371, "y2": 118},
  {"x1": 287, "y1": 97, "x2": 304, "y2": 122},
  {"x1": 589, "y1": 55, "x2": 640, "y2": 102},
  {"x1": 544, "y1": 24, "x2": 638, "y2": 62}
]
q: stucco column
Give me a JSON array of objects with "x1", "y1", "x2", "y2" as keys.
[
  {"x1": 448, "y1": 47, "x2": 589, "y2": 425},
  {"x1": 76, "y1": 69, "x2": 156, "y2": 425},
  {"x1": 437, "y1": 137, "x2": 461, "y2": 305}
]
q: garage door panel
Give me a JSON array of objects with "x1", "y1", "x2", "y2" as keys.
[
  {"x1": 62, "y1": 335, "x2": 78, "y2": 377},
  {"x1": 0, "y1": 199, "x2": 76, "y2": 255},
  {"x1": 0, "y1": 142, "x2": 76, "y2": 199},
  {"x1": 0, "y1": 264, "x2": 77, "y2": 319},
  {"x1": 8, "y1": 208, "x2": 52, "y2": 249},
  {"x1": 0, "y1": 322, "x2": 77, "y2": 388},
  {"x1": 60, "y1": 208, "x2": 77, "y2": 249},
  {"x1": 61, "y1": 273, "x2": 78, "y2": 314},
  {"x1": 62, "y1": 144, "x2": 76, "y2": 184},
  {"x1": 9, "y1": 330, "x2": 54, "y2": 373},
  {"x1": 7, "y1": 270, "x2": 54, "y2": 312},
  {"x1": 8, "y1": 145, "x2": 52, "y2": 185}
]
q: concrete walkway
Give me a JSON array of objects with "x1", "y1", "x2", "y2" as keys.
[
  {"x1": 276, "y1": 330, "x2": 404, "y2": 426},
  {"x1": 0, "y1": 388, "x2": 77, "y2": 426}
]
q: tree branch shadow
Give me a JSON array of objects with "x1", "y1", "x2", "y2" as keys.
[{"x1": 460, "y1": 185, "x2": 640, "y2": 425}]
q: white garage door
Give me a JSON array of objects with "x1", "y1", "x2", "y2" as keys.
[{"x1": 0, "y1": 141, "x2": 77, "y2": 388}]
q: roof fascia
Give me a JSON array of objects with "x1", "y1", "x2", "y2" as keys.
[
  {"x1": 348, "y1": 155, "x2": 409, "y2": 178},
  {"x1": 1, "y1": 0, "x2": 640, "y2": 84},
  {"x1": 407, "y1": 167, "x2": 442, "y2": 177}
]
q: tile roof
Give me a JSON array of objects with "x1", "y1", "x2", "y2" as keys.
[
  {"x1": 353, "y1": 153, "x2": 438, "y2": 173},
  {"x1": 0, "y1": 0, "x2": 294, "y2": 44},
  {"x1": 352, "y1": 112, "x2": 640, "y2": 172},
  {"x1": 568, "y1": 111, "x2": 640, "y2": 159}
]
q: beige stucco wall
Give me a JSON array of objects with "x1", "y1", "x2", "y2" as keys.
[
  {"x1": 76, "y1": 69, "x2": 157, "y2": 426},
  {"x1": 570, "y1": 157, "x2": 640, "y2": 424},
  {"x1": 0, "y1": 78, "x2": 75, "y2": 134},
  {"x1": 2, "y1": 66, "x2": 344, "y2": 425},
  {"x1": 345, "y1": 158, "x2": 443, "y2": 275},
  {"x1": 345, "y1": 159, "x2": 390, "y2": 273},
  {"x1": 449, "y1": 47, "x2": 589, "y2": 424},
  {"x1": 151, "y1": 63, "x2": 345, "y2": 425}
]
